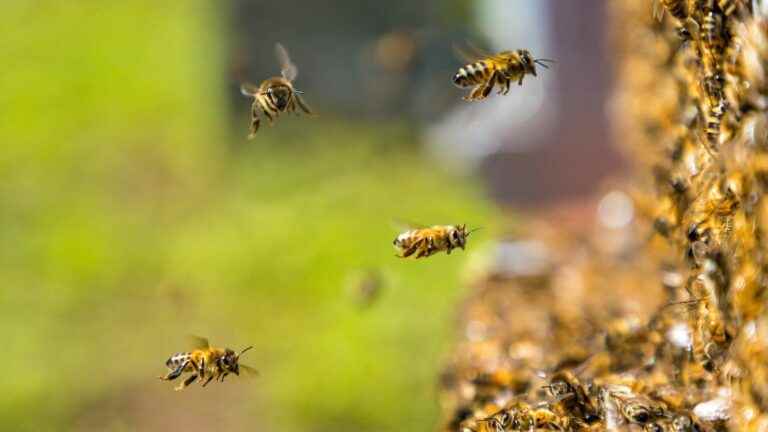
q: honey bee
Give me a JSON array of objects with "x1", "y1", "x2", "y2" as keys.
[
  {"x1": 158, "y1": 335, "x2": 257, "y2": 391},
  {"x1": 718, "y1": 0, "x2": 748, "y2": 16},
  {"x1": 452, "y1": 45, "x2": 553, "y2": 101},
  {"x1": 393, "y1": 224, "x2": 479, "y2": 259},
  {"x1": 601, "y1": 385, "x2": 667, "y2": 426},
  {"x1": 546, "y1": 370, "x2": 601, "y2": 422},
  {"x1": 652, "y1": 0, "x2": 699, "y2": 39},
  {"x1": 479, "y1": 401, "x2": 569, "y2": 431},
  {"x1": 240, "y1": 43, "x2": 313, "y2": 138}
]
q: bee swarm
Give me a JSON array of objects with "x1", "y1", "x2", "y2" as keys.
[{"x1": 440, "y1": 1, "x2": 768, "y2": 431}]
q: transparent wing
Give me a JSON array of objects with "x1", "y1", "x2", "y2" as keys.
[
  {"x1": 652, "y1": 0, "x2": 665, "y2": 21},
  {"x1": 187, "y1": 335, "x2": 210, "y2": 350},
  {"x1": 453, "y1": 41, "x2": 495, "y2": 63},
  {"x1": 275, "y1": 43, "x2": 298, "y2": 82},
  {"x1": 240, "y1": 364, "x2": 260, "y2": 377},
  {"x1": 392, "y1": 218, "x2": 426, "y2": 231},
  {"x1": 240, "y1": 82, "x2": 260, "y2": 97}
]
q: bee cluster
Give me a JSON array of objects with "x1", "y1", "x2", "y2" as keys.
[{"x1": 439, "y1": 1, "x2": 768, "y2": 430}]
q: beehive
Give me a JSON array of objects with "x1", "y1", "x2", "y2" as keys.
[{"x1": 440, "y1": 2, "x2": 768, "y2": 430}]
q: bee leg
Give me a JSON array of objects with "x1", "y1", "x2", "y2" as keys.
[
  {"x1": 160, "y1": 360, "x2": 189, "y2": 381},
  {"x1": 262, "y1": 105, "x2": 274, "y2": 124},
  {"x1": 220, "y1": 372, "x2": 229, "y2": 382},
  {"x1": 496, "y1": 75, "x2": 509, "y2": 95},
  {"x1": 480, "y1": 72, "x2": 500, "y2": 99},
  {"x1": 249, "y1": 102, "x2": 261, "y2": 138},
  {"x1": 465, "y1": 85, "x2": 484, "y2": 101},
  {"x1": 176, "y1": 373, "x2": 198, "y2": 391},
  {"x1": 202, "y1": 375, "x2": 215, "y2": 387},
  {"x1": 402, "y1": 244, "x2": 418, "y2": 258},
  {"x1": 295, "y1": 94, "x2": 313, "y2": 115}
]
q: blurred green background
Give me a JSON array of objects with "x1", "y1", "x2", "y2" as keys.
[{"x1": 1, "y1": 1, "x2": 499, "y2": 431}]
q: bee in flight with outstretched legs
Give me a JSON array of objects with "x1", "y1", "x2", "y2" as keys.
[
  {"x1": 158, "y1": 335, "x2": 258, "y2": 391},
  {"x1": 393, "y1": 223, "x2": 479, "y2": 259},
  {"x1": 452, "y1": 44, "x2": 554, "y2": 101},
  {"x1": 240, "y1": 43, "x2": 313, "y2": 138}
]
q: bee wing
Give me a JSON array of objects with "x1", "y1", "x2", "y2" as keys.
[
  {"x1": 652, "y1": 0, "x2": 664, "y2": 21},
  {"x1": 275, "y1": 43, "x2": 298, "y2": 82},
  {"x1": 187, "y1": 334, "x2": 210, "y2": 350},
  {"x1": 240, "y1": 82, "x2": 260, "y2": 97},
  {"x1": 453, "y1": 41, "x2": 496, "y2": 62},
  {"x1": 240, "y1": 364, "x2": 260, "y2": 377},
  {"x1": 392, "y1": 218, "x2": 427, "y2": 231}
]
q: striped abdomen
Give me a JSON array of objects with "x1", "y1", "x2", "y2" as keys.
[
  {"x1": 662, "y1": 0, "x2": 687, "y2": 20},
  {"x1": 166, "y1": 352, "x2": 191, "y2": 369},
  {"x1": 452, "y1": 61, "x2": 493, "y2": 88}
]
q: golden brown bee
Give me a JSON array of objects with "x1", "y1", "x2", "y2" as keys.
[
  {"x1": 393, "y1": 224, "x2": 478, "y2": 259},
  {"x1": 547, "y1": 370, "x2": 601, "y2": 422},
  {"x1": 452, "y1": 45, "x2": 553, "y2": 101},
  {"x1": 718, "y1": 0, "x2": 748, "y2": 16},
  {"x1": 158, "y1": 336, "x2": 257, "y2": 391},
  {"x1": 478, "y1": 401, "x2": 569, "y2": 432},
  {"x1": 652, "y1": 0, "x2": 699, "y2": 39},
  {"x1": 240, "y1": 43, "x2": 313, "y2": 138},
  {"x1": 601, "y1": 385, "x2": 667, "y2": 426}
]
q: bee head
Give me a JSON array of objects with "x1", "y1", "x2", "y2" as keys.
[
  {"x1": 449, "y1": 225, "x2": 468, "y2": 250},
  {"x1": 518, "y1": 50, "x2": 537, "y2": 76},
  {"x1": 225, "y1": 346, "x2": 254, "y2": 376},
  {"x1": 222, "y1": 348, "x2": 239, "y2": 375},
  {"x1": 267, "y1": 85, "x2": 293, "y2": 110}
]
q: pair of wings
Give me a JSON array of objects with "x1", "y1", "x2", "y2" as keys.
[
  {"x1": 241, "y1": 43, "x2": 298, "y2": 97},
  {"x1": 187, "y1": 335, "x2": 259, "y2": 376},
  {"x1": 453, "y1": 42, "x2": 506, "y2": 63}
]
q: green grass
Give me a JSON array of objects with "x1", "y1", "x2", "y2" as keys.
[{"x1": 0, "y1": 2, "x2": 497, "y2": 431}]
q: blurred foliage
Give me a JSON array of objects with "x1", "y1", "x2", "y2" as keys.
[{"x1": 0, "y1": 1, "x2": 497, "y2": 431}]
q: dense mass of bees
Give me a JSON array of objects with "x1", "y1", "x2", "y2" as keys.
[{"x1": 438, "y1": 1, "x2": 768, "y2": 430}]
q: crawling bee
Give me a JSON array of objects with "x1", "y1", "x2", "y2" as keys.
[
  {"x1": 158, "y1": 336, "x2": 257, "y2": 391},
  {"x1": 652, "y1": 0, "x2": 699, "y2": 40},
  {"x1": 240, "y1": 43, "x2": 313, "y2": 138},
  {"x1": 718, "y1": 0, "x2": 748, "y2": 16},
  {"x1": 393, "y1": 224, "x2": 478, "y2": 259},
  {"x1": 452, "y1": 45, "x2": 553, "y2": 101}
]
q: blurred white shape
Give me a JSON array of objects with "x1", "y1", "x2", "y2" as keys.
[
  {"x1": 666, "y1": 323, "x2": 692, "y2": 350},
  {"x1": 492, "y1": 240, "x2": 551, "y2": 277},
  {"x1": 757, "y1": 0, "x2": 768, "y2": 17},
  {"x1": 661, "y1": 269, "x2": 684, "y2": 289},
  {"x1": 466, "y1": 319, "x2": 488, "y2": 342},
  {"x1": 744, "y1": 320, "x2": 757, "y2": 340},
  {"x1": 597, "y1": 190, "x2": 634, "y2": 229},
  {"x1": 425, "y1": 0, "x2": 556, "y2": 171},
  {"x1": 694, "y1": 390, "x2": 732, "y2": 422}
]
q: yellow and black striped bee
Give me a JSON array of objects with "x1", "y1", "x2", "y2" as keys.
[
  {"x1": 393, "y1": 223, "x2": 478, "y2": 259},
  {"x1": 240, "y1": 43, "x2": 313, "y2": 138},
  {"x1": 718, "y1": 0, "x2": 749, "y2": 16},
  {"x1": 452, "y1": 45, "x2": 553, "y2": 101},
  {"x1": 158, "y1": 336, "x2": 257, "y2": 391},
  {"x1": 652, "y1": 0, "x2": 699, "y2": 40}
]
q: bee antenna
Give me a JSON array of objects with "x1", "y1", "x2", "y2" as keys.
[
  {"x1": 237, "y1": 346, "x2": 254, "y2": 358},
  {"x1": 467, "y1": 227, "x2": 483, "y2": 236},
  {"x1": 534, "y1": 58, "x2": 556, "y2": 69},
  {"x1": 294, "y1": 89, "x2": 305, "y2": 94}
]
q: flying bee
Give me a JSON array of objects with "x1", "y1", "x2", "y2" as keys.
[
  {"x1": 240, "y1": 43, "x2": 313, "y2": 138},
  {"x1": 393, "y1": 223, "x2": 479, "y2": 259},
  {"x1": 452, "y1": 44, "x2": 554, "y2": 101},
  {"x1": 158, "y1": 335, "x2": 257, "y2": 391}
]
